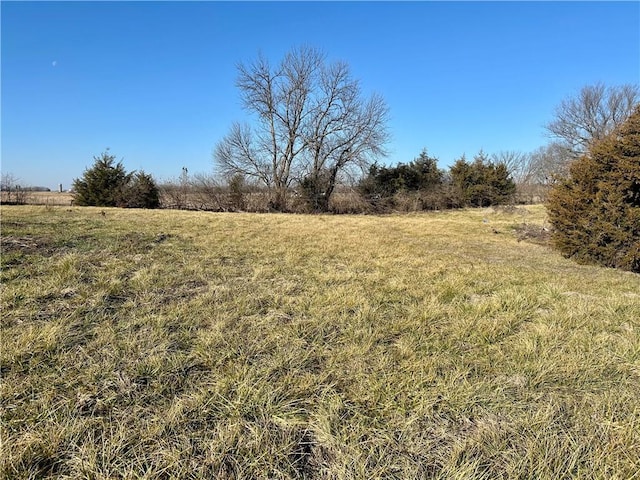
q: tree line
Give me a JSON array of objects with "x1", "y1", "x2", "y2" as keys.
[
  {"x1": 358, "y1": 150, "x2": 515, "y2": 211},
  {"x1": 15, "y1": 43, "x2": 638, "y2": 215}
]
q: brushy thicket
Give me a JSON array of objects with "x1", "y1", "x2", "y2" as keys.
[
  {"x1": 73, "y1": 151, "x2": 160, "y2": 209},
  {"x1": 547, "y1": 106, "x2": 640, "y2": 273},
  {"x1": 448, "y1": 153, "x2": 516, "y2": 208},
  {"x1": 358, "y1": 150, "x2": 515, "y2": 212},
  {"x1": 157, "y1": 150, "x2": 518, "y2": 214}
]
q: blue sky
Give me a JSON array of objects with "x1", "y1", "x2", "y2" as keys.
[{"x1": 2, "y1": 1, "x2": 639, "y2": 190}]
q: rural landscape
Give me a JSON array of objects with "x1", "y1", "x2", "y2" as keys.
[
  {"x1": 2, "y1": 3, "x2": 639, "y2": 477},
  {"x1": 2, "y1": 99, "x2": 640, "y2": 478}
]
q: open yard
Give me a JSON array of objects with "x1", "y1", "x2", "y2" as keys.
[{"x1": 1, "y1": 205, "x2": 639, "y2": 479}]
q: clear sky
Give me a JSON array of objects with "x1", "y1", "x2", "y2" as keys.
[{"x1": 2, "y1": 1, "x2": 639, "y2": 190}]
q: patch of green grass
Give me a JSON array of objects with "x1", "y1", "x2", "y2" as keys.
[{"x1": 1, "y1": 205, "x2": 639, "y2": 479}]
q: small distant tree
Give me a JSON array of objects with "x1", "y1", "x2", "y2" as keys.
[
  {"x1": 449, "y1": 151, "x2": 516, "y2": 207},
  {"x1": 547, "y1": 105, "x2": 640, "y2": 273},
  {"x1": 73, "y1": 150, "x2": 131, "y2": 206},
  {"x1": 1, "y1": 173, "x2": 28, "y2": 205},
  {"x1": 72, "y1": 150, "x2": 159, "y2": 209}
]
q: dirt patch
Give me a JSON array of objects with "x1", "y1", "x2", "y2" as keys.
[
  {"x1": 513, "y1": 223, "x2": 552, "y2": 246},
  {"x1": 0, "y1": 236, "x2": 56, "y2": 255}
]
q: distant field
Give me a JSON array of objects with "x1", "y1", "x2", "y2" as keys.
[
  {"x1": 1, "y1": 205, "x2": 639, "y2": 479},
  {"x1": 1, "y1": 191, "x2": 74, "y2": 206}
]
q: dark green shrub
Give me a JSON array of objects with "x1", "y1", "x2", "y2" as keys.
[
  {"x1": 228, "y1": 174, "x2": 246, "y2": 211},
  {"x1": 449, "y1": 152, "x2": 516, "y2": 207},
  {"x1": 299, "y1": 169, "x2": 334, "y2": 213},
  {"x1": 123, "y1": 171, "x2": 160, "y2": 209},
  {"x1": 73, "y1": 151, "x2": 159, "y2": 209},
  {"x1": 547, "y1": 106, "x2": 640, "y2": 273},
  {"x1": 72, "y1": 151, "x2": 131, "y2": 206},
  {"x1": 358, "y1": 150, "x2": 443, "y2": 211}
]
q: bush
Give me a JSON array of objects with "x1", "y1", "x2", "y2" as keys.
[
  {"x1": 449, "y1": 152, "x2": 516, "y2": 207},
  {"x1": 298, "y1": 169, "x2": 334, "y2": 213},
  {"x1": 228, "y1": 174, "x2": 247, "y2": 211},
  {"x1": 73, "y1": 151, "x2": 159, "y2": 209},
  {"x1": 547, "y1": 106, "x2": 640, "y2": 273},
  {"x1": 72, "y1": 151, "x2": 131, "y2": 206},
  {"x1": 359, "y1": 150, "x2": 444, "y2": 211},
  {"x1": 123, "y1": 171, "x2": 160, "y2": 209}
]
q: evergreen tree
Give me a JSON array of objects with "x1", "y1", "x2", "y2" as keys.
[
  {"x1": 72, "y1": 151, "x2": 160, "y2": 209},
  {"x1": 359, "y1": 149, "x2": 443, "y2": 199},
  {"x1": 449, "y1": 151, "x2": 516, "y2": 207},
  {"x1": 547, "y1": 106, "x2": 640, "y2": 272},
  {"x1": 72, "y1": 151, "x2": 131, "y2": 206},
  {"x1": 123, "y1": 171, "x2": 160, "y2": 209}
]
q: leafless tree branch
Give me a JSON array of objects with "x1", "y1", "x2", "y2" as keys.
[{"x1": 546, "y1": 83, "x2": 639, "y2": 158}]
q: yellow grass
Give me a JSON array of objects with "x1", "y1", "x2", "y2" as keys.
[
  {"x1": 1, "y1": 204, "x2": 639, "y2": 479},
  {"x1": 1, "y1": 191, "x2": 74, "y2": 206}
]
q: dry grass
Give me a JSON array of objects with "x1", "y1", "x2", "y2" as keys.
[
  {"x1": 1, "y1": 191, "x2": 74, "y2": 206},
  {"x1": 1, "y1": 204, "x2": 639, "y2": 479}
]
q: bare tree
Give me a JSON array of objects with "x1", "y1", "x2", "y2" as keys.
[
  {"x1": 491, "y1": 150, "x2": 533, "y2": 185},
  {"x1": 546, "y1": 83, "x2": 639, "y2": 158},
  {"x1": 491, "y1": 150, "x2": 536, "y2": 203},
  {"x1": 189, "y1": 173, "x2": 228, "y2": 211},
  {"x1": 215, "y1": 48, "x2": 320, "y2": 210},
  {"x1": 301, "y1": 61, "x2": 389, "y2": 211},
  {"x1": 160, "y1": 167, "x2": 192, "y2": 209},
  {"x1": 492, "y1": 145, "x2": 578, "y2": 203},
  {"x1": 214, "y1": 46, "x2": 389, "y2": 212},
  {"x1": 1, "y1": 172, "x2": 27, "y2": 204},
  {"x1": 528, "y1": 142, "x2": 573, "y2": 184},
  {"x1": 1, "y1": 172, "x2": 18, "y2": 192}
]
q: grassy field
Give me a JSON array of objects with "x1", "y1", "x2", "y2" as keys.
[
  {"x1": 1, "y1": 205, "x2": 639, "y2": 479},
  {"x1": 1, "y1": 191, "x2": 74, "y2": 207}
]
